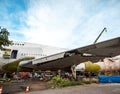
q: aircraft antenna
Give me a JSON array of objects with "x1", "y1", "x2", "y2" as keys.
[{"x1": 94, "y1": 27, "x2": 107, "y2": 44}]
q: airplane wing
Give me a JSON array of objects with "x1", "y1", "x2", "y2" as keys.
[{"x1": 19, "y1": 37, "x2": 120, "y2": 71}]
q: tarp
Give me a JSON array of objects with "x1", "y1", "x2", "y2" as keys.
[{"x1": 98, "y1": 76, "x2": 120, "y2": 83}]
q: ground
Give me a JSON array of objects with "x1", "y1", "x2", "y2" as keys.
[
  {"x1": 1, "y1": 80, "x2": 48, "y2": 94},
  {"x1": 18, "y1": 83, "x2": 120, "y2": 94},
  {"x1": 1, "y1": 80, "x2": 120, "y2": 94}
]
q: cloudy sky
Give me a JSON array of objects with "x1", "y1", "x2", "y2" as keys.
[{"x1": 0, "y1": 0, "x2": 120, "y2": 49}]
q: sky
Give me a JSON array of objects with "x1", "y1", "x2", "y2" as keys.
[{"x1": 0, "y1": 0, "x2": 120, "y2": 49}]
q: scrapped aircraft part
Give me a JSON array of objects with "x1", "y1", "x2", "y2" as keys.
[
  {"x1": 71, "y1": 65, "x2": 76, "y2": 79},
  {"x1": 19, "y1": 60, "x2": 32, "y2": 67},
  {"x1": 0, "y1": 40, "x2": 67, "y2": 73},
  {"x1": 75, "y1": 63, "x2": 85, "y2": 72},
  {"x1": 64, "y1": 49, "x2": 82, "y2": 57},
  {"x1": 75, "y1": 56, "x2": 120, "y2": 72},
  {"x1": 94, "y1": 62, "x2": 105, "y2": 71},
  {"x1": 35, "y1": 55, "x2": 105, "y2": 71},
  {"x1": 77, "y1": 37, "x2": 120, "y2": 57},
  {"x1": 19, "y1": 37, "x2": 120, "y2": 71},
  {"x1": 84, "y1": 61, "x2": 101, "y2": 72},
  {"x1": 2, "y1": 48, "x2": 11, "y2": 59},
  {"x1": 113, "y1": 55, "x2": 120, "y2": 59},
  {"x1": 33, "y1": 52, "x2": 65, "y2": 65},
  {"x1": 82, "y1": 53, "x2": 93, "y2": 56},
  {"x1": 2, "y1": 57, "x2": 34, "y2": 72},
  {"x1": 95, "y1": 58, "x2": 120, "y2": 71}
]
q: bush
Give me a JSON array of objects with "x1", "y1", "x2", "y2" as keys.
[
  {"x1": 82, "y1": 80, "x2": 91, "y2": 84},
  {"x1": 48, "y1": 76, "x2": 98, "y2": 88},
  {"x1": 63, "y1": 80, "x2": 83, "y2": 87},
  {"x1": 49, "y1": 76, "x2": 83, "y2": 88},
  {"x1": 49, "y1": 76, "x2": 69, "y2": 88}
]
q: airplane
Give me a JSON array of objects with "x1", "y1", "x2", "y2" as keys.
[
  {"x1": 0, "y1": 41, "x2": 67, "y2": 73},
  {"x1": 17, "y1": 37, "x2": 120, "y2": 80},
  {"x1": 0, "y1": 36, "x2": 120, "y2": 75},
  {"x1": 19, "y1": 37, "x2": 120, "y2": 72}
]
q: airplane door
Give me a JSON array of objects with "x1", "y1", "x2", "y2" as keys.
[{"x1": 11, "y1": 50, "x2": 18, "y2": 59}]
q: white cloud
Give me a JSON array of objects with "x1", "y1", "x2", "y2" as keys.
[
  {"x1": 19, "y1": 0, "x2": 84, "y2": 48},
  {"x1": 1, "y1": 0, "x2": 120, "y2": 49}
]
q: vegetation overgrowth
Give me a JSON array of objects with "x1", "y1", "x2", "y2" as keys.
[{"x1": 48, "y1": 76, "x2": 97, "y2": 88}]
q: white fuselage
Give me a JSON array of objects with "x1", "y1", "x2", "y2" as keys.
[{"x1": 0, "y1": 41, "x2": 67, "y2": 68}]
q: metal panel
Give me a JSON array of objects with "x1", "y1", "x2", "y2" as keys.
[
  {"x1": 20, "y1": 37, "x2": 120, "y2": 70},
  {"x1": 33, "y1": 52, "x2": 65, "y2": 65},
  {"x1": 34, "y1": 37, "x2": 120, "y2": 70}
]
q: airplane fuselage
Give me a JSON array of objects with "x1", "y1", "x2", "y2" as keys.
[{"x1": 0, "y1": 41, "x2": 66, "y2": 71}]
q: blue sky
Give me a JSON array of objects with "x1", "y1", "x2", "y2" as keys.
[{"x1": 0, "y1": 0, "x2": 120, "y2": 49}]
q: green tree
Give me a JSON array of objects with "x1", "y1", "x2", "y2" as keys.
[{"x1": 0, "y1": 27, "x2": 12, "y2": 50}]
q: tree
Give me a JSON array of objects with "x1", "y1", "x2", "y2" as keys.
[{"x1": 0, "y1": 27, "x2": 12, "y2": 50}]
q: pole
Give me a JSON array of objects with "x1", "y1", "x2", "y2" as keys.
[{"x1": 94, "y1": 27, "x2": 107, "y2": 44}]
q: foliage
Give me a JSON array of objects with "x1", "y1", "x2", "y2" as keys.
[
  {"x1": 82, "y1": 80, "x2": 91, "y2": 84},
  {"x1": 62, "y1": 81, "x2": 84, "y2": 87},
  {"x1": 0, "y1": 27, "x2": 12, "y2": 50},
  {"x1": 49, "y1": 76, "x2": 68, "y2": 88},
  {"x1": 49, "y1": 76, "x2": 85, "y2": 88},
  {"x1": 48, "y1": 75, "x2": 99, "y2": 88}
]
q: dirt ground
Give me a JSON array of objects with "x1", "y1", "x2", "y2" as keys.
[
  {"x1": 17, "y1": 83, "x2": 120, "y2": 94},
  {"x1": 0, "y1": 80, "x2": 48, "y2": 94},
  {"x1": 1, "y1": 80, "x2": 120, "y2": 94}
]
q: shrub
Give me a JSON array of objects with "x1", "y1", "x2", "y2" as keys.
[
  {"x1": 49, "y1": 76, "x2": 70, "y2": 88},
  {"x1": 49, "y1": 76, "x2": 83, "y2": 88},
  {"x1": 82, "y1": 80, "x2": 91, "y2": 84}
]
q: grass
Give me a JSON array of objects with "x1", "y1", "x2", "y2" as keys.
[{"x1": 48, "y1": 76, "x2": 97, "y2": 88}]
